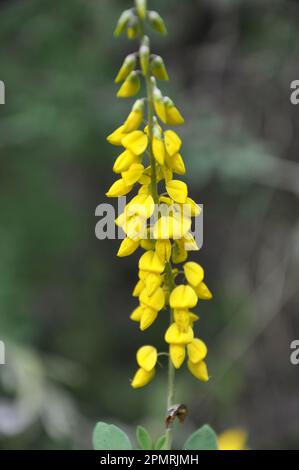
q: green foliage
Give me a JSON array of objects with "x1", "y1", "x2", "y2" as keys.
[
  {"x1": 154, "y1": 434, "x2": 167, "y2": 450},
  {"x1": 93, "y1": 422, "x2": 132, "y2": 451},
  {"x1": 183, "y1": 425, "x2": 218, "y2": 451},
  {"x1": 136, "y1": 425, "x2": 152, "y2": 450}
]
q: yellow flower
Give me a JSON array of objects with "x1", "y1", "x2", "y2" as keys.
[
  {"x1": 123, "y1": 99, "x2": 144, "y2": 132},
  {"x1": 130, "y1": 305, "x2": 145, "y2": 321},
  {"x1": 184, "y1": 261, "x2": 204, "y2": 288},
  {"x1": 187, "y1": 338, "x2": 207, "y2": 363},
  {"x1": 169, "y1": 285, "x2": 198, "y2": 309},
  {"x1": 107, "y1": 125, "x2": 128, "y2": 146},
  {"x1": 164, "y1": 97, "x2": 185, "y2": 125},
  {"x1": 126, "y1": 194, "x2": 155, "y2": 219},
  {"x1": 217, "y1": 429, "x2": 248, "y2": 451},
  {"x1": 166, "y1": 180, "x2": 188, "y2": 203},
  {"x1": 193, "y1": 281, "x2": 213, "y2": 300},
  {"x1": 122, "y1": 163, "x2": 145, "y2": 186},
  {"x1": 122, "y1": 130, "x2": 148, "y2": 155},
  {"x1": 144, "y1": 272, "x2": 162, "y2": 296},
  {"x1": 139, "y1": 286, "x2": 165, "y2": 311},
  {"x1": 165, "y1": 323, "x2": 194, "y2": 345},
  {"x1": 173, "y1": 309, "x2": 191, "y2": 332},
  {"x1": 117, "y1": 237, "x2": 140, "y2": 257},
  {"x1": 151, "y1": 56, "x2": 169, "y2": 81},
  {"x1": 106, "y1": 178, "x2": 133, "y2": 197},
  {"x1": 115, "y1": 53, "x2": 137, "y2": 83},
  {"x1": 113, "y1": 150, "x2": 140, "y2": 174},
  {"x1": 155, "y1": 239, "x2": 172, "y2": 263},
  {"x1": 172, "y1": 239, "x2": 188, "y2": 264},
  {"x1": 164, "y1": 130, "x2": 182, "y2": 156},
  {"x1": 187, "y1": 359, "x2": 209, "y2": 382},
  {"x1": 140, "y1": 307, "x2": 158, "y2": 330},
  {"x1": 165, "y1": 152, "x2": 186, "y2": 175},
  {"x1": 136, "y1": 345, "x2": 157, "y2": 371},
  {"x1": 152, "y1": 135, "x2": 165, "y2": 165},
  {"x1": 132, "y1": 279, "x2": 145, "y2": 297},
  {"x1": 131, "y1": 367, "x2": 155, "y2": 388},
  {"x1": 169, "y1": 344, "x2": 185, "y2": 369},
  {"x1": 139, "y1": 250, "x2": 165, "y2": 274},
  {"x1": 117, "y1": 71, "x2": 141, "y2": 98},
  {"x1": 153, "y1": 87, "x2": 167, "y2": 123}
]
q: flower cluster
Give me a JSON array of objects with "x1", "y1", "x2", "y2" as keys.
[{"x1": 106, "y1": 1, "x2": 212, "y2": 389}]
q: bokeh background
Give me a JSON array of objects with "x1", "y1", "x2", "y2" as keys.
[{"x1": 0, "y1": 0, "x2": 299, "y2": 450}]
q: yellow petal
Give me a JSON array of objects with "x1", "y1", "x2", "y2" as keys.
[
  {"x1": 139, "y1": 250, "x2": 165, "y2": 274},
  {"x1": 131, "y1": 367, "x2": 155, "y2": 388},
  {"x1": 217, "y1": 429, "x2": 248, "y2": 451},
  {"x1": 166, "y1": 180, "x2": 188, "y2": 203},
  {"x1": 172, "y1": 240, "x2": 188, "y2": 264},
  {"x1": 145, "y1": 273, "x2": 162, "y2": 296},
  {"x1": 186, "y1": 197, "x2": 201, "y2": 217},
  {"x1": 155, "y1": 239, "x2": 172, "y2": 263},
  {"x1": 170, "y1": 344, "x2": 186, "y2": 369},
  {"x1": 187, "y1": 360, "x2": 209, "y2": 382},
  {"x1": 107, "y1": 125, "x2": 128, "y2": 146},
  {"x1": 187, "y1": 338, "x2": 208, "y2": 363},
  {"x1": 173, "y1": 309, "x2": 191, "y2": 332},
  {"x1": 169, "y1": 285, "x2": 198, "y2": 309},
  {"x1": 152, "y1": 136, "x2": 165, "y2": 165},
  {"x1": 165, "y1": 323, "x2": 194, "y2": 345},
  {"x1": 140, "y1": 307, "x2": 158, "y2": 330},
  {"x1": 114, "y1": 53, "x2": 136, "y2": 83},
  {"x1": 106, "y1": 178, "x2": 133, "y2": 197},
  {"x1": 164, "y1": 130, "x2": 182, "y2": 156},
  {"x1": 122, "y1": 130, "x2": 148, "y2": 155},
  {"x1": 165, "y1": 104, "x2": 185, "y2": 126},
  {"x1": 140, "y1": 238, "x2": 156, "y2": 251},
  {"x1": 117, "y1": 72, "x2": 140, "y2": 98},
  {"x1": 194, "y1": 282, "x2": 213, "y2": 300},
  {"x1": 130, "y1": 305, "x2": 144, "y2": 322},
  {"x1": 139, "y1": 287, "x2": 165, "y2": 311},
  {"x1": 132, "y1": 279, "x2": 145, "y2": 297},
  {"x1": 136, "y1": 345, "x2": 158, "y2": 371},
  {"x1": 117, "y1": 237, "x2": 139, "y2": 257},
  {"x1": 184, "y1": 262, "x2": 204, "y2": 287},
  {"x1": 113, "y1": 150, "x2": 140, "y2": 174},
  {"x1": 166, "y1": 152, "x2": 186, "y2": 175},
  {"x1": 126, "y1": 194, "x2": 155, "y2": 219},
  {"x1": 122, "y1": 163, "x2": 144, "y2": 186}
]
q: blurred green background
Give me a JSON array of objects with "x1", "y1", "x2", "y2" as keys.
[{"x1": 0, "y1": 0, "x2": 299, "y2": 449}]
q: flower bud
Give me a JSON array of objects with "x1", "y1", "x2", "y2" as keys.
[
  {"x1": 153, "y1": 87, "x2": 167, "y2": 123},
  {"x1": 148, "y1": 10, "x2": 167, "y2": 35},
  {"x1": 123, "y1": 99, "x2": 145, "y2": 133},
  {"x1": 139, "y1": 36, "x2": 150, "y2": 75},
  {"x1": 114, "y1": 9, "x2": 132, "y2": 37},
  {"x1": 164, "y1": 96, "x2": 185, "y2": 125},
  {"x1": 151, "y1": 56, "x2": 169, "y2": 81},
  {"x1": 115, "y1": 53, "x2": 137, "y2": 84},
  {"x1": 127, "y1": 16, "x2": 140, "y2": 40},
  {"x1": 117, "y1": 71, "x2": 141, "y2": 98},
  {"x1": 135, "y1": 0, "x2": 147, "y2": 20}
]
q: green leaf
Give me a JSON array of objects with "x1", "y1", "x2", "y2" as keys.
[
  {"x1": 154, "y1": 434, "x2": 167, "y2": 450},
  {"x1": 183, "y1": 425, "x2": 218, "y2": 451},
  {"x1": 136, "y1": 425, "x2": 152, "y2": 450},
  {"x1": 93, "y1": 422, "x2": 133, "y2": 450}
]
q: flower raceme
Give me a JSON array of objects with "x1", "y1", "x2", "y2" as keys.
[{"x1": 106, "y1": 1, "x2": 213, "y2": 390}]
